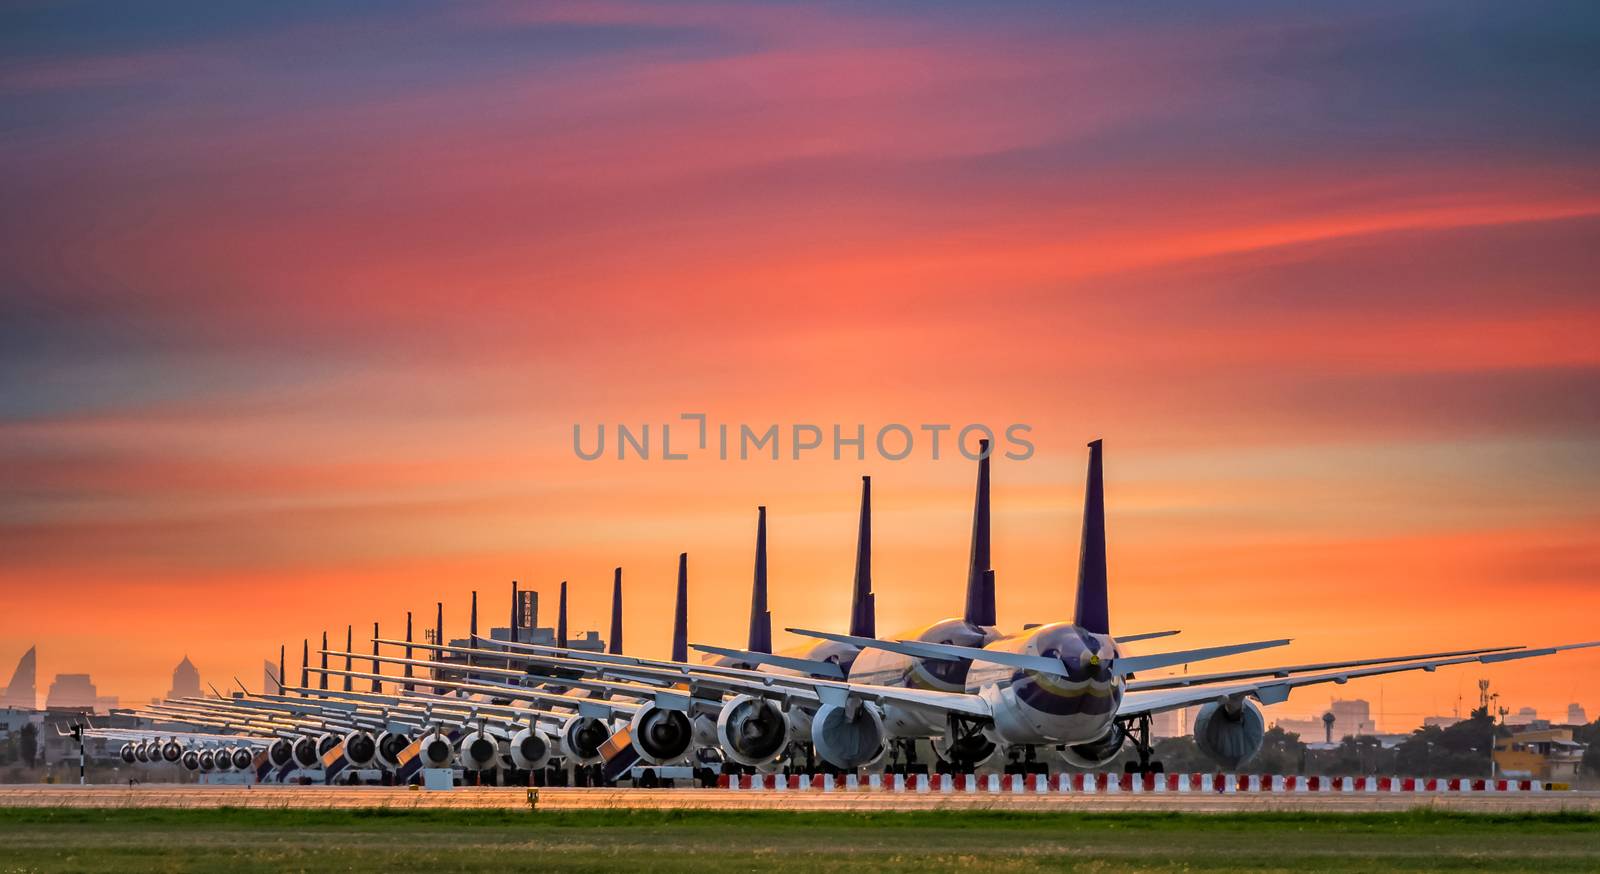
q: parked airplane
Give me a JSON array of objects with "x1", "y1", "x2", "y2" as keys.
[{"x1": 471, "y1": 440, "x2": 1596, "y2": 775}]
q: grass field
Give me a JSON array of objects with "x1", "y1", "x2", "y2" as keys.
[{"x1": 1, "y1": 808, "x2": 1597, "y2": 872}]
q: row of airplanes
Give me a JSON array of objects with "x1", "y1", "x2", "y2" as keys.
[{"x1": 86, "y1": 440, "x2": 1598, "y2": 787}]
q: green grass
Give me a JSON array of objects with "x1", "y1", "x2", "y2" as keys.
[{"x1": 1, "y1": 808, "x2": 1597, "y2": 872}]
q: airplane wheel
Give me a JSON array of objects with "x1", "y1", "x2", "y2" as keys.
[
  {"x1": 1124, "y1": 761, "x2": 1140, "y2": 774},
  {"x1": 1151, "y1": 762, "x2": 1165, "y2": 774}
]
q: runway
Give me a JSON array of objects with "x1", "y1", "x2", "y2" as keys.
[{"x1": 3, "y1": 785, "x2": 1598, "y2": 813}]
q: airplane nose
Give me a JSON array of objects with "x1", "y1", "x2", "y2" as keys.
[{"x1": 1088, "y1": 654, "x2": 1101, "y2": 666}]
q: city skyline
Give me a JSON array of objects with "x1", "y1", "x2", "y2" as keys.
[{"x1": 2, "y1": 3, "x2": 1598, "y2": 709}]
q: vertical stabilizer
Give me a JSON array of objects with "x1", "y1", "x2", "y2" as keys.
[
  {"x1": 609, "y1": 568, "x2": 624, "y2": 655},
  {"x1": 557, "y1": 581, "x2": 569, "y2": 648},
  {"x1": 403, "y1": 611, "x2": 414, "y2": 692},
  {"x1": 468, "y1": 591, "x2": 478, "y2": 676},
  {"x1": 849, "y1": 476, "x2": 876, "y2": 638},
  {"x1": 278, "y1": 645, "x2": 285, "y2": 695},
  {"x1": 509, "y1": 580, "x2": 519, "y2": 642},
  {"x1": 672, "y1": 553, "x2": 689, "y2": 662},
  {"x1": 370, "y1": 622, "x2": 381, "y2": 692},
  {"x1": 300, "y1": 639, "x2": 309, "y2": 691},
  {"x1": 748, "y1": 506, "x2": 773, "y2": 654},
  {"x1": 1074, "y1": 439, "x2": 1111, "y2": 635},
  {"x1": 319, "y1": 631, "x2": 328, "y2": 690},
  {"x1": 432, "y1": 603, "x2": 443, "y2": 695},
  {"x1": 964, "y1": 439, "x2": 996, "y2": 626},
  {"x1": 343, "y1": 625, "x2": 353, "y2": 692}
]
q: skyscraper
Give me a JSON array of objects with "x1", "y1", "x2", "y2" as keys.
[
  {"x1": 166, "y1": 656, "x2": 201, "y2": 700},
  {"x1": 1330, "y1": 699, "x2": 1375, "y2": 737},
  {"x1": 2, "y1": 646, "x2": 37, "y2": 710},
  {"x1": 45, "y1": 674, "x2": 99, "y2": 710},
  {"x1": 1567, "y1": 703, "x2": 1588, "y2": 725}
]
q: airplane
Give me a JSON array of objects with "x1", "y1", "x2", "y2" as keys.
[{"x1": 453, "y1": 439, "x2": 1596, "y2": 776}]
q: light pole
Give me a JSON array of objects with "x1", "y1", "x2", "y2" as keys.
[{"x1": 70, "y1": 723, "x2": 85, "y2": 785}]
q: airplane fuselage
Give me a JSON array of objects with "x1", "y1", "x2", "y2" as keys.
[{"x1": 968, "y1": 621, "x2": 1123, "y2": 746}]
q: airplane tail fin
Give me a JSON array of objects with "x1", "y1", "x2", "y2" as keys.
[
  {"x1": 1074, "y1": 439, "x2": 1111, "y2": 635},
  {"x1": 344, "y1": 625, "x2": 354, "y2": 692},
  {"x1": 509, "y1": 580, "x2": 518, "y2": 641},
  {"x1": 300, "y1": 639, "x2": 309, "y2": 691},
  {"x1": 370, "y1": 622, "x2": 381, "y2": 692},
  {"x1": 849, "y1": 476, "x2": 875, "y2": 638},
  {"x1": 672, "y1": 553, "x2": 689, "y2": 662},
  {"x1": 319, "y1": 631, "x2": 329, "y2": 690},
  {"x1": 403, "y1": 611, "x2": 415, "y2": 691},
  {"x1": 278, "y1": 644, "x2": 285, "y2": 695},
  {"x1": 964, "y1": 440, "x2": 996, "y2": 626},
  {"x1": 609, "y1": 567, "x2": 624, "y2": 655},
  {"x1": 557, "y1": 581, "x2": 568, "y2": 648},
  {"x1": 433, "y1": 602, "x2": 444, "y2": 694},
  {"x1": 748, "y1": 506, "x2": 773, "y2": 654}
]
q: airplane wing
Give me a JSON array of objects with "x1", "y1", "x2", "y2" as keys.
[
  {"x1": 1118, "y1": 640, "x2": 1600, "y2": 717},
  {"x1": 474, "y1": 641, "x2": 994, "y2": 720},
  {"x1": 1125, "y1": 643, "x2": 1526, "y2": 692},
  {"x1": 309, "y1": 665, "x2": 641, "y2": 721},
  {"x1": 687, "y1": 643, "x2": 846, "y2": 678},
  {"x1": 787, "y1": 627, "x2": 1290, "y2": 678}
]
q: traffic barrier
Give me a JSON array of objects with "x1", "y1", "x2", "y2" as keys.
[{"x1": 714, "y1": 773, "x2": 1546, "y2": 792}]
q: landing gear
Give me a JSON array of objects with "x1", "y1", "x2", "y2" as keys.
[
  {"x1": 1122, "y1": 714, "x2": 1164, "y2": 776},
  {"x1": 886, "y1": 739, "x2": 927, "y2": 775}
]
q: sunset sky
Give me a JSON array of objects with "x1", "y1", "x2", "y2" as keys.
[{"x1": 2, "y1": 1, "x2": 1597, "y2": 728}]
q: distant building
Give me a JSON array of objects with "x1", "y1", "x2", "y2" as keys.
[
  {"x1": 0, "y1": 706, "x2": 41, "y2": 739},
  {"x1": 1330, "y1": 699, "x2": 1376, "y2": 738},
  {"x1": 45, "y1": 674, "x2": 105, "y2": 711},
  {"x1": 1151, "y1": 707, "x2": 1194, "y2": 738},
  {"x1": 166, "y1": 656, "x2": 201, "y2": 700},
  {"x1": 1423, "y1": 715, "x2": 1463, "y2": 730},
  {"x1": 1494, "y1": 727, "x2": 1585, "y2": 782},
  {"x1": 1273, "y1": 717, "x2": 1330, "y2": 742},
  {"x1": 1567, "y1": 703, "x2": 1588, "y2": 726},
  {"x1": 2, "y1": 646, "x2": 37, "y2": 710},
  {"x1": 1505, "y1": 706, "x2": 1540, "y2": 727}
]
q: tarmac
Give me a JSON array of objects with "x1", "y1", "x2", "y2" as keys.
[{"x1": 2, "y1": 785, "x2": 1598, "y2": 813}]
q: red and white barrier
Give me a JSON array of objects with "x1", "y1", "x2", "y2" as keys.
[{"x1": 715, "y1": 773, "x2": 1546, "y2": 793}]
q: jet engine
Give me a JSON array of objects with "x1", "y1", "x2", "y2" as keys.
[
  {"x1": 268, "y1": 738, "x2": 294, "y2": 768},
  {"x1": 715, "y1": 694, "x2": 790, "y2": 768},
  {"x1": 119, "y1": 743, "x2": 136, "y2": 764},
  {"x1": 133, "y1": 742, "x2": 151, "y2": 763},
  {"x1": 1192, "y1": 699, "x2": 1265, "y2": 769},
  {"x1": 180, "y1": 750, "x2": 202, "y2": 771},
  {"x1": 810, "y1": 701, "x2": 886, "y2": 770},
  {"x1": 508, "y1": 726, "x2": 554, "y2": 770},
  {"x1": 292, "y1": 736, "x2": 320, "y2": 769},
  {"x1": 230, "y1": 747, "x2": 253, "y2": 770},
  {"x1": 342, "y1": 730, "x2": 378, "y2": 768},
  {"x1": 629, "y1": 704, "x2": 695, "y2": 765},
  {"x1": 375, "y1": 730, "x2": 410, "y2": 769},
  {"x1": 559, "y1": 715, "x2": 611, "y2": 766},
  {"x1": 198, "y1": 749, "x2": 216, "y2": 771},
  {"x1": 456, "y1": 729, "x2": 500, "y2": 771},
  {"x1": 1057, "y1": 723, "x2": 1127, "y2": 769},
  {"x1": 316, "y1": 732, "x2": 339, "y2": 755},
  {"x1": 418, "y1": 730, "x2": 455, "y2": 768},
  {"x1": 213, "y1": 747, "x2": 236, "y2": 771},
  {"x1": 161, "y1": 740, "x2": 183, "y2": 763}
]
